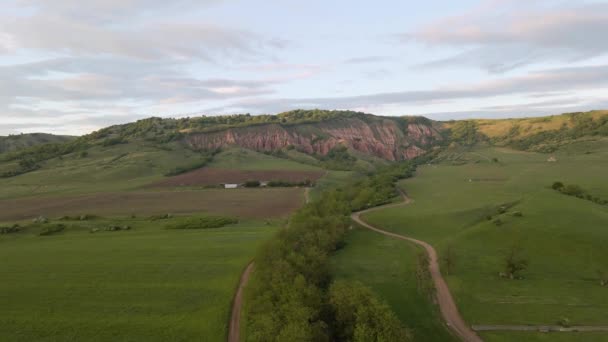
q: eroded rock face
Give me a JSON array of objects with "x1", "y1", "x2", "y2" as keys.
[{"x1": 185, "y1": 117, "x2": 443, "y2": 161}]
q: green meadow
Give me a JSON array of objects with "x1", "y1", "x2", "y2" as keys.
[
  {"x1": 0, "y1": 216, "x2": 277, "y2": 341},
  {"x1": 355, "y1": 139, "x2": 608, "y2": 341}
]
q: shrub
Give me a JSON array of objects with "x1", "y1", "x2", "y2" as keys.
[
  {"x1": 503, "y1": 245, "x2": 529, "y2": 279},
  {"x1": 562, "y1": 184, "x2": 584, "y2": 197},
  {"x1": 39, "y1": 224, "x2": 65, "y2": 236},
  {"x1": 0, "y1": 224, "x2": 21, "y2": 234},
  {"x1": 552, "y1": 181, "x2": 564, "y2": 190},
  {"x1": 166, "y1": 215, "x2": 238, "y2": 229},
  {"x1": 244, "y1": 180, "x2": 261, "y2": 188},
  {"x1": 101, "y1": 137, "x2": 126, "y2": 147},
  {"x1": 149, "y1": 213, "x2": 173, "y2": 221}
]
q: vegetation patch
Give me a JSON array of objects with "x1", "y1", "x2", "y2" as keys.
[
  {"x1": 166, "y1": 215, "x2": 238, "y2": 229},
  {"x1": 552, "y1": 181, "x2": 608, "y2": 206},
  {"x1": 39, "y1": 224, "x2": 66, "y2": 236},
  {"x1": 0, "y1": 224, "x2": 22, "y2": 234},
  {"x1": 245, "y1": 156, "x2": 430, "y2": 340}
]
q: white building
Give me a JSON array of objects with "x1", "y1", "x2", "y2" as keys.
[{"x1": 224, "y1": 184, "x2": 238, "y2": 189}]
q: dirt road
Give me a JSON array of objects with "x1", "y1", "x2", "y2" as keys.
[
  {"x1": 228, "y1": 262, "x2": 255, "y2": 342},
  {"x1": 351, "y1": 191, "x2": 482, "y2": 342}
]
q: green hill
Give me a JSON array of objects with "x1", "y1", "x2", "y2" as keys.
[{"x1": 0, "y1": 133, "x2": 75, "y2": 154}]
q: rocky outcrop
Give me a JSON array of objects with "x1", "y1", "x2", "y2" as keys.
[{"x1": 185, "y1": 116, "x2": 443, "y2": 161}]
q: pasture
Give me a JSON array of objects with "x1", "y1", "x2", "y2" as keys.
[
  {"x1": 0, "y1": 217, "x2": 278, "y2": 341},
  {"x1": 360, "y1": 139, "x2": 608, "y2": 341}
]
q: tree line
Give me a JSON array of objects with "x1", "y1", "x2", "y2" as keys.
[{"x1": 244, "y1": 155, "x2": 435, "y2": 341}]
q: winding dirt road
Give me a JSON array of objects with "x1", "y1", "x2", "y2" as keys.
[
  {"x1": 228, "y1": 262, "x2": 255, "y2": 342},
  {"x1": 351, "y1": 191, "x2": 483, "y2": 342}
]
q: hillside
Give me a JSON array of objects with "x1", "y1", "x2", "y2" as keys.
[
  {"x1": 445, "y1": 110, "x2": 608, "y2": 152},
  {"x1": 1, "y1": 109, "x2": 607, "y2": 184},
  {"x1": 0, "y1": 133, "x2": 75, "y2": 154}
]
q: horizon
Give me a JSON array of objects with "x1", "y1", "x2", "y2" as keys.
[
  {"x1": 2, "y1": 108, "x2": 607, "y2": 137},
  {"x1": 2, "y1": 0, "x2": 608, "y2": 135}
]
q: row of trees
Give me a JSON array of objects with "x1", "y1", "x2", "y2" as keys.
[
  {"x1": 552, "y1": 181, "x2": 608, "y2": 205},
  {"x1": 245, "y1": 159, "x2": 423, "y2": 341}
]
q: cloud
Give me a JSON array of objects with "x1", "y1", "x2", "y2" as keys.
[
  {"x1": 343, "y1": 56, "x2": 392, "y2": 64},
  {"x1": 1, "y1": 0, "x2": 284, "y2": 63},
  {"x1": 208, "y1": 64, "x2": 608, "y2": 113},
  {"x1": 406, "y1": 1, "x2": 608, "y2": 73}
]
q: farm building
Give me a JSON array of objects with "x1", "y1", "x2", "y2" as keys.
[{"x1": 224, "y1": 184, "x2": 239, "y2": 189}]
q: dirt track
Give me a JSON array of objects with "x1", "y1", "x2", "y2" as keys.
[
  {"x1": 352, "y1": 191, "x2": 483, "y2": 342},
  {"x1": 228, "y1": 262, "x2": 255, "y2": 342}
]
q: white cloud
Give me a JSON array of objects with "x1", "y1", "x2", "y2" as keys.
[{"x1": 407, "y1": 1, "x2": 608, "y2": 73}]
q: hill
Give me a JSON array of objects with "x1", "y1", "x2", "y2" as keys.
[
  {"x1": 1, "y1": 109, "x2": 607, "y2": 184},
  {"x1": 0, "y1": 133, "x2": 75, "y2": 154},
  {"x1": 445, "y1": 110, "x2": 608, "y2": 152}
]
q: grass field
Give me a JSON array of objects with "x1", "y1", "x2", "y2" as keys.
[
  {"x1": 0, "y1": 217, "x2": 277, "y2": 342},
  {"x1": 331, "y1": 227, "x2": 457, "y2": 342},
  {"x1": 359, "y1": 139, "x2": 608, "y2": 341}
]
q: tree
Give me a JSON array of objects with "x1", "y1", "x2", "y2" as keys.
[
  {"x1": 551, "y1": 181, "x2": 564, "y2": 190},
  {"x1": 503, "y1": 245, "x2": 529, "y2": 279},
  {"x1": 329, "y1": 281, "x2": 411, "y2": 342}
]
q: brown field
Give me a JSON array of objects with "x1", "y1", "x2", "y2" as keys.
[
  {"x1": 151, "y1": 167, "x2": 326, "y2": 187},
  {"x1": 0, "y1": 188, "x2": 305, "y2": 221}
]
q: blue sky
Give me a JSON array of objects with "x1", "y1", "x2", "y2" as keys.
[{"x1": 2, "y1": 0, "x2": 608, "y2": 135}]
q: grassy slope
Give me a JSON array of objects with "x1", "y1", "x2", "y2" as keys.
[
  {"x1": 208, "y1": 147, "x2": 323, "y2": 171},
  {"x1": 0, "y1": 218, "x2": 277, "y2": 342},
  {"x1": 331, "y1": 227, "x2": 457, "y2": 342},
  {"x1": 445, "y1": 110, "x2": 608, "y2": 140},
  {"x1": 0, "y1": 141, "x2": 203, "y2": 199},
  {"x1": 0, "y1": 133, "x2": 75, "y2": 153},
  {"x1": 360, "y1": 139, "x2": 608, "y2": 341},
  {"x1": 0, "y1": 144, "x2": 326, "y2": 200}
]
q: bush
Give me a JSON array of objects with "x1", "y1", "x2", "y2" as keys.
[
  {"x1": 39, "y1": 224, "x2": 65, "y2": 236},
  {"x1": 562, "y1": 184, "x2": 584, "y2": 197},
  {"x1": 101, "y1": 137, "x2": 126, "y2": 147},
  {"x1": 166, "y1": 215, "x2": 238, "y2": 229},
  {"x1": 149, "y1": 213, "x2": 173, "y2": 221},
  {"x1": 0, "y1": 224, "x2": 22, "y2": 234},
  {"x1": 552, "y1": 181, "x2": 564, "y2": 190},
  {"x1": 244, "y1": 180, "x2": 261, "y2": 188}
]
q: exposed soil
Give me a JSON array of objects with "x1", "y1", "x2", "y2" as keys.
[
  {"x1": 149, "y1": 168, "x2": 325, "y2": 188},
  {"x1": 352, "y1": 191, "x2": 483, "y2": 342},
  {"x1": 0, "y1": 188, "x2": 304, "y2": 221},
  {"x1": 228, "y1": 262, "x2": 255, "y2": 342}
]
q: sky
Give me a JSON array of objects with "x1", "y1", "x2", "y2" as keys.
[{"x1": 2, "y1": 0, "x2": 608, "y2": 135}]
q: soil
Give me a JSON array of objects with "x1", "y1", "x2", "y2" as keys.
[
  {"x1": 0, "y1": 188, "x2": 305, "y2": 221},
  {"x1": 149, "y1": 168, "x2": 325, "y2": 187}
]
